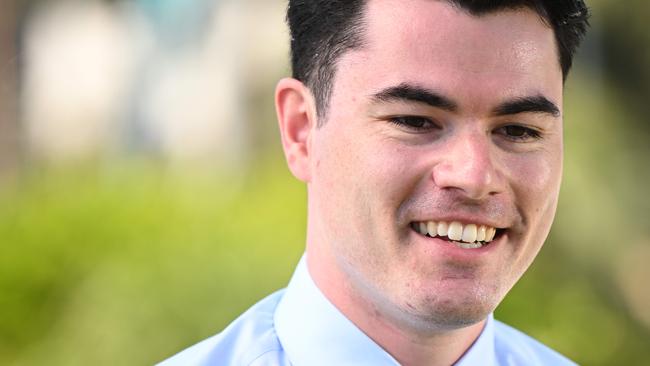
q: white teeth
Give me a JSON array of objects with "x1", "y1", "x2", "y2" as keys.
[
  {"x1": 457, "y1": 242, "x2": 483, "y2": 249},
  {"x1": 476, "y1": 225, "x2": 487, "y2": 242},
  {"x1": 448, "y1": 222, "x2": 463, "y2": 241},
  {"x1": 486, "y1": 227, "x2": 496, "y2": 242},
  {"x1": 427, "y1": 221, "x2": 437, "y2": 237},
  {"x1": 437, "y1": 222, "x2": 449, "y2": 237},
  {"x1": 412, "y1": 220, "x2": 499, "y2": 247},
  {"x1": 461, "y1": 224, "x2": 477, "y2": 243},
  {"x1": 419, "y1": 222, "x2": 428, "y2": 236}
]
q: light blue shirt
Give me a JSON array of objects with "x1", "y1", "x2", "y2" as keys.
[{"x1": 159, "y1": 256, "x2": 576, "y2": 365}]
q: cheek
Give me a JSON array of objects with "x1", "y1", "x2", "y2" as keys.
[
  {"x1": 310, "y1": 127, "x2": 375, "y2": 239},
  {"x1": 356, "y1": 141, "x2": 427, "y2": 219},
  {"x1": 504, "y1": 147, "x2": 562, "y2": 232},
  {"x1": 326, "y1": 127, "x2": 414, "y2": 189},
  {"x1": 313, "y1": 129, "x2": 421, "y2": 239}
]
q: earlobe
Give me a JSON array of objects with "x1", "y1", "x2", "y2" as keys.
[{"x1": 275, "y1": 77, "x2": 316, "y2": 182}]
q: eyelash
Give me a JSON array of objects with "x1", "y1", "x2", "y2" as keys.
[
  {"x1": 495, "y1": 125, "x2": 542, "y2": 142},
  {"x1": 388, "y1": 116, "x2": 439, "y2": 131},
  {"x1": 388, "y1": 116, "x2": 542, "y2": 142}
]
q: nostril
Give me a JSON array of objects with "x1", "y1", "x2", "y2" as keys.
[{"x1": 431, "y1": 166, "x2": 498, "y2": 201}]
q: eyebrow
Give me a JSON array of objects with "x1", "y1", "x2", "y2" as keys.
[
  {"x1": 370, "y1": 83, "x2": 560, "y2": 118},
  {"x1": 370, "y1": 83, "x2": 458, "y2": 112},
  {"x1": 492, "y1": 95, "x2": 561, "y2": 118}
]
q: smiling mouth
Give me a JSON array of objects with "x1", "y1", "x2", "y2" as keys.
[{"x1": 410, "y1": 220, "x2": 504, "y2": 249}]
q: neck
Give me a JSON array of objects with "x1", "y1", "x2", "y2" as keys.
[{"x1": 306, "y1": 247, "x2": 486, "y2": 366}]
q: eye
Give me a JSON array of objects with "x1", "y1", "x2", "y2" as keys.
[
  {"x1": 495, "y1": 125, "x2": 541, "y2": 142},
  {"x1": 388, "y1": 116, "x2": 439, "y2": 131}
]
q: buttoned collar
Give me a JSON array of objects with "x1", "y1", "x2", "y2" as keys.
[{"x1": 274, "y1": 255, "x2": 497, "y2": 366}]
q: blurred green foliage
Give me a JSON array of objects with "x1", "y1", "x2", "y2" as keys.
[{"x1": 0, "y1": 160, "x2": 307, "y2": 365}]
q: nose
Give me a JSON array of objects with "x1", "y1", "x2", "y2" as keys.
[{"x1": 432, "y1": 131, "x2": 502, "y2": 200}]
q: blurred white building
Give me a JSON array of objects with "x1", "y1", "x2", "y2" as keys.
[
  {"x1": 22, "y1": 1, "x2": 134, "y2": 161},
  {"x1": 21, "y1": 0, "x2": 288, "y2": 167}
]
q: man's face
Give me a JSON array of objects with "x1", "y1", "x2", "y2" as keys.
[{"x1": 306, "y1": 0, "x2": 563, "y2": 331}]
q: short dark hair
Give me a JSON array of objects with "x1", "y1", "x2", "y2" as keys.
[{"x1": 286, "y1": 0, "x2": 590, "y2": 123}]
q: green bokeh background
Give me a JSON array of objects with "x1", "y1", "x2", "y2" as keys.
[{"x1": 2, "y1": 0, "x2": 650, "y2": 365}]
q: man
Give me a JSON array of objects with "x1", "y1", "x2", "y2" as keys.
[{"x1": 160, "y1": 0, "x2": 589, "y2": 365}]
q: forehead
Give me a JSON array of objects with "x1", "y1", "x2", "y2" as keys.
[{"x1": 335, "y1": 0, "x2": 562, "y2": 111}]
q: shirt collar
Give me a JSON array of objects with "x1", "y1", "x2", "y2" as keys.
[
  {"x1": 455, "y1": 314, "x2": 497, "y2": 366},
  {"x1": 274, "y1": 255, "x2": 497, "y2": 366}
]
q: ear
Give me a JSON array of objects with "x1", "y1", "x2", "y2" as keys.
[{"x1": 275, "y1": 77, "x2": 317, "y2": 183}]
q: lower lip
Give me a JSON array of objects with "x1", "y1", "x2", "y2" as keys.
[{"x1": 410, "y1": 229, "x2": 504, "y2": 259}]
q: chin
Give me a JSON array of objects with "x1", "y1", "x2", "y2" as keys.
[
  {"x1": 400, "y1": 284, "x2": 503, "y2": 332},
  {"x1": 423, "y1": 302, "x2": 493, "y2": 330}
]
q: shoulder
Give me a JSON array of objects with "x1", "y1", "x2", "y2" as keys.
[
  {"x1": 157, "y1": 290, "x2": 290, "y2": 366},
  {"x1": 493, "y1": 319, "x2": 577, "y2": 366}
]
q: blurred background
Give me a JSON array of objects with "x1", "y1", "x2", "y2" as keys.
[{"x1": 0, "y1": 0, "x2": 648, "y2": 364}]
